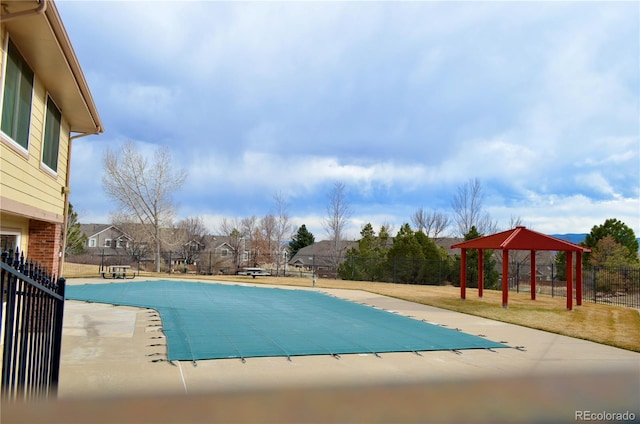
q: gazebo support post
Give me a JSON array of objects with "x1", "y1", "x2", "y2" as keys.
[
  {"x1": 566, "y1": 251, "x2": 573, "y2": 311},
  {"x1": 576, "y1": 252, "x2": 583, "y2": 306},
  {"x1": 502, "y1": 249, "x2": 509, "y2": 308},
  {"x1": 460, "y1": 248, "x2": 467, "y2": 300},
  {"x1": 478, "y1": 249, "x2": 484, "y2": 298},
  {"x1": 530, "y1": 250, "x2": 536, "y2": 300}
]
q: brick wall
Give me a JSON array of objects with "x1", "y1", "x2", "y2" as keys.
[{"x1": 27, "y1": 220, "x2": 62, "y2": 276}]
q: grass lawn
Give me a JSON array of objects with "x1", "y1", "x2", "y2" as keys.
[{"x1": 63, "y1": 263, "x2": 640, "y2": 352}]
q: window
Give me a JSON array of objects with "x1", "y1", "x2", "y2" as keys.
[
  {"x1": 42, "y1": 96, "x2": 61, "y2": 172},
  {"x1": 1, "y1": 39, "x2": 33, "y2": 149},
  {"x1": 117, "y1": 239, "x2": 127, "y2": 249},
  {"x1": 221, "y1": 248, "x2": 228, "y2": 256},
  {"x1": 104, "y1": 239, "x2": 111, "y2": 247},
  {"x1": 0, "y1": 231, "x2": 20, "y2": 252},
  {"x1": 89, "y1": 238, "x2": 96, "y2": 247}
]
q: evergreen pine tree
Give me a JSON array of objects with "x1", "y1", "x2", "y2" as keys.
[
  {"x1": 289, "y1": 224, "x2": 315, "y2": 258},
  {"x1": 65, "y1": 203, "x2": 87, "y2": 256}
]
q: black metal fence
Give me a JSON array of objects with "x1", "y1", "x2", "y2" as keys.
[
  {"x1": 1, "y1": 247, "x2": 66, "y2": 401},
  {"x1": 336, "y1": 255, "x2": 640, "y2": 309},
  {"x1": 509, "y1": 263, "x2": 640, "y2": 309}
]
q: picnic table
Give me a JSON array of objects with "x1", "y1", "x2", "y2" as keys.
[
  {"x1": 237, "y1": 268, "x2": 271, "y2": 279},
  {"x1": 101, "y1": 265, "x2": 135, "y2": 279}
]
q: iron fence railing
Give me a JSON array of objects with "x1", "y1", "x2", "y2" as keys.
[
  {"x1": 1, "y1": 247, "x2": 66, "y2": 401},
  {"x1": 338, "y1": 255, "x2": 640, "y2": 309},
  {"x1": 508, "y1": 263, "x2": 640, "y2": 309}
]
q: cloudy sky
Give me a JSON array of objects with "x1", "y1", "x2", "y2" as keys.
[{"x1": 57, "y1": 1, "x2": 639, "y2": 240}]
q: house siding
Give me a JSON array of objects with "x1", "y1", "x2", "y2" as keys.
[
  {"x1": 0, "y1": 24, "x2": 73, "y2": 274},
  {"x1": 0, "y1": 60, "x2": 69, "y2": 218}
]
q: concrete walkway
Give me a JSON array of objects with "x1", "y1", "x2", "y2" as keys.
[{"x1": 8, "y1": 277, "x2": 637, "y2": 423}]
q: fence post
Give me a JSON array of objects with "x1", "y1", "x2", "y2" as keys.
[
  {"x1": 1, "y1": 269, "x2": 18, "y2": 400},
  {"x1": 551, "y1": 262, "x2": 555, "y2": 297},
  {"x1": 592, "y1": 267, "x2": 597, "y2": 303},
  {"x1": 393, "y1": 257, "x2": 397, "y2": 284},
  {"x1": 50, "y1": 277, "x2": 66, "y2": 398},
  {"x1": 516, "y1": 262, "x2": 520, "y2": 293},
  {"x1": 351, "y1": 256, "x2": 354, "y2": 280}
]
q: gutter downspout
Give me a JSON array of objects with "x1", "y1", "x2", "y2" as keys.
[
  {"x1": 1, "y1": 0, "x2": 47, "y2": 22},
  {"x1": 58, "y1": 130, "x2": 101, "y2": 277}
]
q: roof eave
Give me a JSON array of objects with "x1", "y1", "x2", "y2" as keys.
[{"x1": 2, "y1": 0, "x2": 103, "y2": 135}]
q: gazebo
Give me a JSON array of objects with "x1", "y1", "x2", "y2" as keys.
[{"x1": 451, "y1": 226, "x2": 591, "y2": 310}]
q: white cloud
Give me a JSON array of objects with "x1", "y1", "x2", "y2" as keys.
[
  {"x1": 576, "y1": 172, "x2": 620, "y2": 199},
  {"x1": 489, "y1": 193, "x2": 640, "y2": 235},
  {"x1": 57, "y1": 1, "x2": 638, "y2": 240}
]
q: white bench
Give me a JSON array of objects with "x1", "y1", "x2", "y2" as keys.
[{"x1": 237, "y1": 268, "x2": 271, "y2": 279}]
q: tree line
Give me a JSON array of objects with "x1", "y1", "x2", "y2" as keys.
[{"x1": 67, "y1": 141, "x2": 638, "y2": 278}]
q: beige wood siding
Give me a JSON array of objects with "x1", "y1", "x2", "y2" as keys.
[{"x1": 1, "y1": 26, "x2": 69, "y2": 222}]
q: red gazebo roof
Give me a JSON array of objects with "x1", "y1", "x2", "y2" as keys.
[{"x1": 451, "y1": 226, "x2": 591, "y2": 252}]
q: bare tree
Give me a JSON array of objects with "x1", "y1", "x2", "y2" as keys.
[
  {"x1": 219, "y1": 217, "x2": 245, "y2": 271},
  {"x1": 111, "y1": 212, "x2": 153, "y2": 261},
  {"x1": 273, "y1": 192, "x2": 294, "y2": 275},
  {"x1": 505, "y1": 214, "x2": 529, "y2": 279},
  {"x1": 427, "y1": 211, "x2": 451, "y2": 240},
  {"x1": 175, "y1": 216, "x2": 207, "y2": 265},
  {"x1": 411, "y1": 207, "x2": 427, "y2": 233},
  {"x1": 412, "y1": 208, "x2": 450, "y2": 239},
  {"x1": 508, "y1": 214, "x2": 524, "y2": 229},
  {"x1": 323, "y1": 181, "x2": 351, "y2": 272},
  {"x1": 258, "y1": 214, "x2": 277, "y2": 264},
  {"x1": 241, "y1": 215, "x2": 258, "y2": 265},
  {"x1": 450, "y1": 178, "x2": 497, "y2": 236},
  {"x1": 103, "y1": 141, "x2": 186, "y2": 272}
]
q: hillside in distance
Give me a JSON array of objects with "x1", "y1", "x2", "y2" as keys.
[
  {"x1": 551, "y1": 233, "x2": 640, "y2": 252},
  {"x1": 551, "y1": 233, "x2": 587, "y2": 244}
]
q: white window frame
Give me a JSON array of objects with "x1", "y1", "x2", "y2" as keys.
[
  {"x1": 41, "y1": 94, "x2": 61, "y2": 173},
  {"x1": 104, "y1": 239, "x2": 111, "y2": 247},
  {"x1": 0, "y1": 230, "x2": 21, "y2": 252},
  {"x1": 0, "y1": 37, "x2": 34, "y2": 153}
]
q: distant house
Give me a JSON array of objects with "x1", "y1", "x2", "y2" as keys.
[
  {"x1": 0, "y1": 0, "x2": 103, "y2": 275},
  {"x1": 288, "y1": 237, "x2": 466, "y2": 278},
  {"x1": 200, "y1": 235, "x2": 247, "y2": 275},
  {"x1": 80, "y1": 224, "x2": 132, "y2": 254},
  {"x1": 288, "y1": 240, "x2": 358, "y2": 277},
  {"x1": 289, "y1": 238, "x2": 463, "y2": 268},
  {"x1": 73, "y1": 225, "x2": 251, "y2": 274}
]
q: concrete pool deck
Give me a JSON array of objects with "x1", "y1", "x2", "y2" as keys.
[{"x1": 6, "y1": 277, "x2": 638, "y2": 423}]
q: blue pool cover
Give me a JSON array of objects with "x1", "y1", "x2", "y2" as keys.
[{"x1": 66, "y1": 281, "x2": 507, "y2": 361}]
